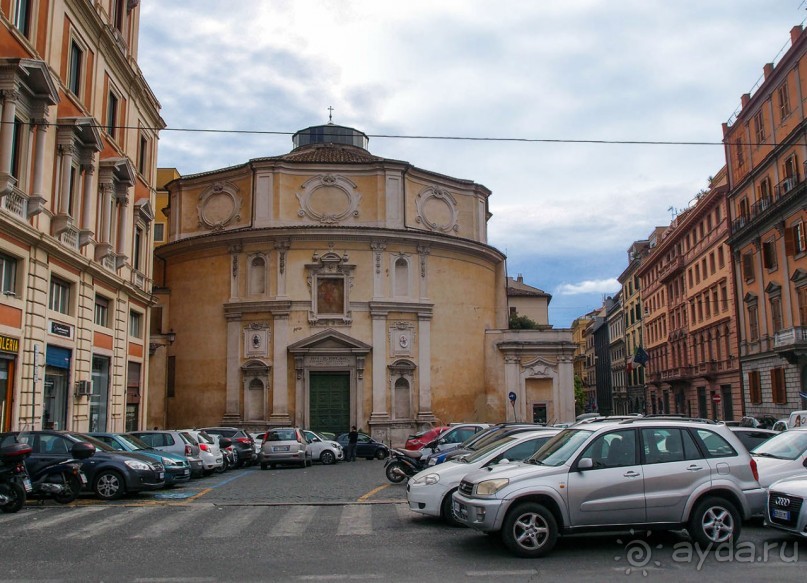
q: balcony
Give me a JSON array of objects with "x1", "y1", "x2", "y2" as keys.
[
  {"x1": 774, "y1": 327, "x2": 807, "y2": 364},
  {"x1": 658, "y1": 256, "x2": 684, "y2": 282},
  {"x1": 731, "y1": 173, "x2": 803, "y2": 236},
  {"x1": 0, "y1": 187, "x2": 29, "y2": 221},
  {"x1": 660, "y1": 366, "x2": 692, "y2": 382}
]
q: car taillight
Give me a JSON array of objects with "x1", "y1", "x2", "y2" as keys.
[
  {"x1": 199, "y1": 443, "x2": 209, "y2": 452},
  {"x1": 750, "y1": 458, "x2": 759, "y2": 482},
  {"x1": 185, "y1": 444, "x2": 192, "y2": 456},
  {"x1": 236, "y1": 437, "x2": 251, "y2": 444}
]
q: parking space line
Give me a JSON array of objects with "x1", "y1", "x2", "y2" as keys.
[
  {"x1": 357, "y1": 484, "x2": 389, "y2": 502},
  {"x1": 466, "y1": 571, "x2": 538, "y2": 577},
  {"x1": 336, "y1": 504, "x2": 372, "y2": 536}
]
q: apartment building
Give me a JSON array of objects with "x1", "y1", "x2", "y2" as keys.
[
  {"x1": 723, "y1": 25, "x2": 807, "y2": 419},
  {"x1": 607, "y1": 292, "x2": 628, "y2": 414},
  {"x1": 637, "y1": 171, "x2": 741, "y2": 420},
  {"x1": 0, "y1": 1, "x2": 162, "y2": 432}
]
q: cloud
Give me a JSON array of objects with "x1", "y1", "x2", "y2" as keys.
[{"x1": 556, "y1": 279, "x2": 622, "y2": 296}]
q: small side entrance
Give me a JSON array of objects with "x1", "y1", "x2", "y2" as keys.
[{"x1": 309, "y1": 372, "x2": 350, "y2": 435}]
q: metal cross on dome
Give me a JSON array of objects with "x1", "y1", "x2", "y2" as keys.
[{"x1": 328, "y1": 106, "x2": 334, "y2": 123}]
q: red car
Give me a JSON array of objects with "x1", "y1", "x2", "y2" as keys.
[{"x1": 404, "y1": 426, "x2": 449, "y2": 450}]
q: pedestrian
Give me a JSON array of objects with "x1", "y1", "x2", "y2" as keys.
[{"x1": 346, "y1": 425, "x2": 358, "y2": 462}]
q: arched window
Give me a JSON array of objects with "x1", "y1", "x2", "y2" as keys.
[
  {"x1": 394, "y1": 257, "x2": 409, "y2": 297},
  {"x1": 393, "y1": 377, "x2": 411, "y2": 420},
  {"x1": 249, "y1": 256, "x2": 266, "y2": 295}
]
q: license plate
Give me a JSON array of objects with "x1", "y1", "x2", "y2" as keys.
[
  {"x1": 772, "y1": 508, "x2": 790, "y2": 521},
  {"x1": 159, "y1": 472, "x2": 165, "y2": 479},
  {"x1": 182, "y1": 470, "x2": 189, "y2": 476},
  {"x1": 79, "y1": 473, "x2": 88, "y2": 485},
  {"x1": 273, "y1": 446, "x2": 289, "y2": 452},
  {"x1": 23, "y1": 478, "x2": 32, "y2": 493}
]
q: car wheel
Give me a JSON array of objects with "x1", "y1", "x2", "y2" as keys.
[
  {"x1": 375, "y1": 449, "x2": 387, "y2": 460},
  {"x1": 320, "y1": 450, "x2": 335, "y2": 465},
  {"x1": 260, "y1": 463, "x2": 268, "y2": 470},
  {"x1": 501, "y1": 502, "x2": 558, "y2": 558},
  {"x1": 688, "y1": 496, "x2": 741, "y2": 547},
  {"x1": 93, "y1": 470, "x2": 125, "y2": 500},
  {"x1": 441, "y1": 490, "x2": 463, "y2": 527},
  {"x1": 0, "y1": 482, "x2": 25, "y2": 513},
  {"x1": 202, "y1": 468, "x2": 214, "y2": 477}
]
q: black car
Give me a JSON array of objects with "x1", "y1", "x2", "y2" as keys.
[
  {"x1": 0, "y1": 430, "x2": 165, "y2": 500},
  {"x1": 199, "y1": 427, "x2": 257, "y2": 468},
  {"x1": 335, "y1": 432, "x2": 389, "y2": 460}
]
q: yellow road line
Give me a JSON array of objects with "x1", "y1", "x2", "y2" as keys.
[
  {"x1": 357, "y1": 483, "x2": 389, "y2": 502},
  {"x1": 186, "y1": 487, "x2": 212, "y2": 501}
]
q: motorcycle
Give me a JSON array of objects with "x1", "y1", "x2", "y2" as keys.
[
  {"x1": 0, "y1": 442, "x2": 33, "y2": 513},
  {"x1": 384, "y1": 446, "x2": 432, "y2": 483},
  {"x1": 26, "y1": 441, "x2": 95, "y2": 504}
]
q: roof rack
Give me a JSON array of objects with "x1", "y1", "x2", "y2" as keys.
[{"x1": 619, "y1": 415, "x2": 716, "y2": 425}]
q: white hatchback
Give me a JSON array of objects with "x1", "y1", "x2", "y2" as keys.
[
  {"x1": 751, "y1": 427, "x2": 807, "y2": 488},
  {"x1": 303, "y1": 430, "x2": 344, "y2": 464},
  {"x1": 407, "y1": 428, "x2": 560, "y2": 526},
  {"x1": 181, "y1": 429, "x2": 224, "y2": 475}
]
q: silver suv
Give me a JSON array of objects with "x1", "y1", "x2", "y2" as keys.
[{"x1": 452, "y1": 417, "x2": 765, "y2": 557}]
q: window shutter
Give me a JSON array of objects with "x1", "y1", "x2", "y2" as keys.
[
  {"x1": 742, "y1": 253, "x2": 754, "y2": 280},
  {"x1": 785, "y1": 226, "x2": 796, "y2": 256}
]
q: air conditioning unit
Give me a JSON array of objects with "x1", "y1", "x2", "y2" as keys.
[{"x1": 75, "y1": 380, "x2": 92, "y2": 396}]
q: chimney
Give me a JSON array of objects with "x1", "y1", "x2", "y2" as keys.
[
  {"x1": 763, "y1": 63, "x2": 774, "y2": 81},
  {"x1": 741, "y1": 93, "x2": 751, "y2": 108},
  {"x1": 791, "y1": 25, "x2": 803, "y2": 45},
  {"x1": 517, "y1": 274, "x2": 523, "y2": 283}
]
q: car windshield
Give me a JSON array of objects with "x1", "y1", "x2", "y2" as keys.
[
  {"x1": 116, "y1": 434, "x2": 152, "y2": 451},
  {"x1": 751, "y1": 430, "x2": 807, "y2": 460},
  {"x1": 461, "y1": 436, "x2": 518, "y2": 464},
  {"x1": 526, "y1": 429, "x2": 593, "y2": 466}
]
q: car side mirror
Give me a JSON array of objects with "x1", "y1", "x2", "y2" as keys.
[
  {"x1": 577, "y1": 458, "x2": 594, "y2": 471},
  {"x1": 803, "y1": 457, "x2": 807, "y2": 468}
]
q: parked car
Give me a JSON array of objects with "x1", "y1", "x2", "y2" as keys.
[
  {"x1": 249, "y1": 432, "x2": 265, "y2": 456},
  {"x1": 728, "y1": 427, "x2": 778, "y2": 452},
  {"x1": 772, "y1": 419, "x2": 789, "y2": 432},
  {"x1": 408, "y1": 428, "x2": 561, "y2": 526},
  {"x1": 259, "y1": 428, "x2": 311, "y2": 469},
  {"x1": 209, "y1": 433, "x2": 237, "y2": 470},
  {"x1": 199, "y1": 427, "x2": 257, "y2": 468},
  {"x1": 428, "y1": 423, "x2": 490, "y2": 454},
  {"x1": 750, "y1": 427, "x2": 807, "y2": 488},
  {"x1": 404, "y1": 426, "x2": 449, "y2": 450},
  {"x1": 303, "y1": 430, "x2": 344, "y2": 464},
  {"x1": 766, "y1": 475, "x2": 807, "y2": 538},
  {"x1": 181, "y1": 430, "x2": 224, "y2": 475},
  {"x1": 335, "y1": 432, "x2": 389, "y2": 460},
  {"x1": 128, "y1": 430, "x2": 204, "y2": 478},
  {"x1": 452, "y1": 418, "x2": 765, "y2": 557},
  {"x1": 0, "y1": 431, "x2": 165, "y2": 500},
  {"x1": 426, "y1": 423, "x2": 547, "y2": 466},
  {"x1": 88, "y1": 432, "x2": 191, "y2": 486}
]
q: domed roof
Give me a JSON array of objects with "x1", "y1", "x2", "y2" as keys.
[{"x1": 277, "y1": 123, "x2": 381, "y2": 164}]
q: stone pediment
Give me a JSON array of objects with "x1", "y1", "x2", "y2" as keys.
[{"x1": 288, "y1": 328, "x2": 371, "y2": 354}]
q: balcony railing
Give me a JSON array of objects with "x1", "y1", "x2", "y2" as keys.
[
  {"x1": 658, "y1": 256, "x2": 684, "y2": 281},
  {"x1": 774, "y1": 327, "x2": 807, "y2": 350},
  {"x1": 1, "y1": 188, "x2": 28, "y2": 220},
  {"x1": 732, "y1": 172, "x2": 802, "y2": 235}
]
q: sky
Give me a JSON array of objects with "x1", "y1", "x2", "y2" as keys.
[{"x1": 137, "y1": 1, "x2": 806, "y2": 328}]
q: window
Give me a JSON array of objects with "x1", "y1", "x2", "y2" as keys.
[
  {"x1": 736, "y1": 138, "x2": 744, "y2": 167},
  {"x1": 762, "y1": 239, "x2": 777, "y2": 270},
  {"x1": 68, "y1": 40, "x2": 83, "y2": 97},
  {"x1": 799, "y1": 286, "x2": 807, "y2": 326},
  {"x1": 133, "y1": 227, "x2": 143, "y2": 271},
  {"x1": 13, "y1": 0, "x2": 32, "y2": 38},
  {"x1": 770, "y1": 297, "x2": 783, "y2": 333},
  {"x1": 112, "y1": 0, "x2": 125, "y2": 32},
  {"x1": 758, "y1": 177, "x2": 771, "y2": 201},
  {"x1": 641, "y1": 428, "x2": 701, "y2": 464},
  {"x1": 742, "y1": 253, "x2": 754, "y2": 282},
  {"x1": 106, "y1": 91, "x2": 119, "y2": 139},
  {"x1": 579, "y1": 430, "x2": 636, "y2": 469},
  {"x1": 771, "y1": 368, "x2": 786, "y2": 404},
  {"x1": 49, "y1": 277, "x2": 70, "y2": 314},
  {"x1": 154, "y1": 223, "x2": 165, "y2": 242},
  {"x1": 94, "y1": 295, "x2": 109, "y2": 327},
  {"x1": 786, "y1": 223, "x2": 806, "y2": 256},
  {"x1": 718, "y1": 246, "x2": 725, "y2": 269},
  {"x1": 748, "y1": 305, "x2": 759, "y2": 341},
  {"x1": 692, "y1": 429, "x2": 737, "y2": 458},
  {"x1": 777, "y1": 81, "x2": 791, "y2": 121},
  {"x1": 138, "y1": 134, "x2": 148, "y2": 175},
  {"x1": 753, "y1": 111, "x2": 765, "y2": 144},
  {"x1": 738, "y1": 197, "x2": 750, "y2": 220},
  {"x1": 129, "y1": 310, "x2": 142, "y2": 338},
  {"x1": 9, "y1": 118, "x2": 24, "y2": 182},
  {"x1": 0, "y1": 253, "x2": 17, "y2": 296}
]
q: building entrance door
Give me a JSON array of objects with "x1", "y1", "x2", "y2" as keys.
[{"x1": 309, "y1": 372, "x2": 350, "y2": 435}]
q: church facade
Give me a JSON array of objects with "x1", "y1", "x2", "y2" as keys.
[{"x1": 148, "y1": 124, "x2": 574, "y2": 443}]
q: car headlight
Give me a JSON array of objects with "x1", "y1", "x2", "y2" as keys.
[
  {"x1": 412, "y1": 473, "x2": 440, "y2": 486},
  {"x1": 475, "y1": 478, "x2": 509, "y2": 496},
  {"x1": 125, "y1": 460, "x2": 151, "y2": 471},
  {"x1": 427, "y1": 458, "x2": 437, "y2": 466},
  {"x1": 161, "y1": 457, "x2": 180, "y2": 467}
]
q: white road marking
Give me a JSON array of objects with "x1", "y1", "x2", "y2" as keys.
[
  {"x1": 466, "y1": 570, "x2": 539, "y2": 577},
  {"x1": 268, "y1": 505, "x2": 317, "y2": 537},
  {"x1": 131, "y1": 505, "x2": 213, "y2": 538},
  {"x1": 65, "y1": 506, "x2": 158, "y2": 539},
  {"x1": 201, "y1": 505, "x2": 266, "y2": 538},
  {"x1": 336, "y1": 504, "x2": 372, "y2": 536},
  {"x1": 25, "y1": 506, "x2": 108, "y2": 531}
]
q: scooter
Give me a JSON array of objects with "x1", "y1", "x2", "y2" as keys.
[
  {"x1": 384, "y1": 446, "x2": 432, "y2": 483},
  {"x1": 0, "y1": 443, "x2": 33, "y2": 513},
  {"x1": 26, "y1": 441, "x2": 95, "y2": 504}
]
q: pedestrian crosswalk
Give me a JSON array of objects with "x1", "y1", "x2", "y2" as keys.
[{"x1": 0, "y1": 502, "x2": 436, "y2": 540}]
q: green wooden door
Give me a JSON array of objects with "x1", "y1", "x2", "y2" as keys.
[{"x1": 309, "y1": 373, "x2": 350, "y2": 434}]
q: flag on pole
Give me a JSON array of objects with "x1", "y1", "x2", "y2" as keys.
[
  {"x1": 633, "y1": 346, "x2": 649, "y2": 367},
  {"x1": 626, "y1": 355, "x2": 634, "y2": 373}
]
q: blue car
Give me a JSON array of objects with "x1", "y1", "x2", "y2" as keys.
[{"x1": 88, "y1": 433, "x2": 191, "y2": 486}]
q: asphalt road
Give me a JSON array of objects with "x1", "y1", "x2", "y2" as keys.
[{"x1": 2, "y1": 459, "x2": 805, "y2": 582}]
